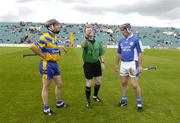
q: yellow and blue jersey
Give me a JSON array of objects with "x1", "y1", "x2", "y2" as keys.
[{"x1": 31, "y1": 31, "x2": 60, "y2": 61}]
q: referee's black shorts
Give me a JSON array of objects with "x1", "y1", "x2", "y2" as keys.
[{"x1": 83, "y1": 60, "x2": 102, "y2": 79}]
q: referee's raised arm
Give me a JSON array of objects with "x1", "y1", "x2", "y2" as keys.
[{"x1": 82, "y1": 36, "x2": 88, "y2": 48}]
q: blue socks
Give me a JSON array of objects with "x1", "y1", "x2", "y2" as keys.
[
  {"x1": 136, "y1": 97, "x2": 142, "y2": 107},
  {"x1": 121, "y1": 96, "x2": 142, "y2": 107},
  {"x1": 43, "y1": 104, "x2": 50, "y2": 112},
  {"x1": 121, "y1": 96, "x2": 127, "y2": 104}
]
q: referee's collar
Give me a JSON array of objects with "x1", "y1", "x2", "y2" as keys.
[{"x1": 88, "y1": 39, "x2": 95, "y2": 44}]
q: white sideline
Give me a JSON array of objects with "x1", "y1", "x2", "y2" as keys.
[{"x1": 0, "y1": 43, "x2": 151, "y2": 49}]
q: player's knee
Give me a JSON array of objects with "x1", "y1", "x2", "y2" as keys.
[
  {"x1": 43, "y1": 82, "x2": 50, "y2": 88},
  {"x1": 95, "y1": 81, "x2": 101, "y2": 85},
  {"x1": 42, "y1": 85, "x2": 50, "y2": 91},
  {"x1": 122, "y1": 81, "x2": 128, "y2": 87},
  {"x1": 86, "y1": 80, "x2": 92, "y2": 87},
  {"x1": 132, "y1": 85, "x2": 137, "y2": 89},
  {"x1": 56, "y1": 83, "x2": 62, "y2": 88},
  {"x1": 132, "y1": 83, "x2": 139, "y2": 90}
]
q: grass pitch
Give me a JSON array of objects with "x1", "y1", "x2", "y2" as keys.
[{"x1": 0, "y1": 47, "x2": 180, "y2": 123}]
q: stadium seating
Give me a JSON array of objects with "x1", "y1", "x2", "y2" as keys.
[{"x1": 0, "y1": 22, "x2": 180, "y2": 48}]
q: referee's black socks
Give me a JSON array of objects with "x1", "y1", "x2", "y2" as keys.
[
  {"x1": 85, "y1": 86, "x2": 91, "y2": 101},
  {"x1": 94, "y1": 84, "x2": 101, "y2": 97}
]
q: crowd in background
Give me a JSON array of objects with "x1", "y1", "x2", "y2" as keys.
[{"x1": 0, "y1": 22, "x2": 180, "y2": 48}]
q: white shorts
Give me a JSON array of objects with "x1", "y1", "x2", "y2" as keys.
[{"x1": 120, "y1": 61, "x2": 139, "y2": 77}]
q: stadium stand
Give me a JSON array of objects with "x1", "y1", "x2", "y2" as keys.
[{"x1": 0, "y1": 22, "x2": 180, "y2": 48}]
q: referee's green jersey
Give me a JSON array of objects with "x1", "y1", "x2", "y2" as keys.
[{"x1": 82, "y1": 40, "x2": 105, "y2": 63}]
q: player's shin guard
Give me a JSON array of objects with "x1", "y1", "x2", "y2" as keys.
[
  {"x1": 122, "y1": 96, "x2": 127, "y2": 101},
  {"x1": 136, "y1": 97, "x2": 142, "y2": 107},
  {"x1": 94, "y1": 84, "x2": 100, "y2": 97},
  {"x1": 117, "y1": 96, "x2": 127, "y2": 107},
  {"x1": 121, "y1": 96, "x2": 127, "y2": 104},
  {"x1": 85, "y1": 86, "x2": 91, "y2": 101}
]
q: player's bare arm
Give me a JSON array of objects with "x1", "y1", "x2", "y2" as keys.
[
  {"x1": 30, "y1": 45, "x2": 45, "y2": 59},
  {"x1": 100, "y1": 55, "x2": 105, "y2": 70},
  {"x1": 138, "y1": 53, "x2": 143, "y2": 73}
]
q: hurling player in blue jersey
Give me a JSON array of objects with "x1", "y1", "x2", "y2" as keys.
[
  {"x1": 115, "y1": 23, "x2": 144, "y2": 112},
  {"x1": 30, "y1": 19, "x2": 69, "y2": 116}
]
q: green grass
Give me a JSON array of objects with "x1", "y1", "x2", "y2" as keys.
[{"x1": 0, "y1": 47, "x2": 180, "y2": 123}]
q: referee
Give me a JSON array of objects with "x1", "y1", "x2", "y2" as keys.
[{"x1": 82, "y1": 24, "x2": 105, "y2": 108}]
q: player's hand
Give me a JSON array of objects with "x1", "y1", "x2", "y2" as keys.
[
  {"x1": 138, "y1": 66, "x2": 144, "y2": 73},
  {"x1": 101, "y1": 63, "x2": 105, "y2": 71},
  {"x1": 40, "y1": 54, "x2": 46, "y2": 60},
  {"x1": 84, "y1": 27, "x2": 92, "y2": 39},
  {"x1": 42, "y1": 53, "x2": 52, "y2": 61},
  {"x1": 60, "y1": 47, "x2": 67, "y2": 55},
  {"x1": 114, "y1": 65, "x2": 119, "y2": 72},
  {"x1": 84, "y1": 33, "x2": 89, "y2": 39},
  {"x1": 63, "y1": 48, "x2": 67, "y2": 53}
]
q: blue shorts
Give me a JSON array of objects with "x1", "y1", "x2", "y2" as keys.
[{"x1": 39, "y1": 60, "x2": 60, "y2": 80}]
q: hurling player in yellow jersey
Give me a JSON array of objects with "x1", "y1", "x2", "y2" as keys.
[{"x1": 30, "y1": 19, "x2": 69, "y2": 116}]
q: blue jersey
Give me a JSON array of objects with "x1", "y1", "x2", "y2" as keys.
[{"x1": 117, "y1": 34, "x2": 143, "y2": 61}]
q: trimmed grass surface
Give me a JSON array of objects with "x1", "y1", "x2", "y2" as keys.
[{"x1": 0, "y1": 47, "x2": 180, "y2": 123}]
